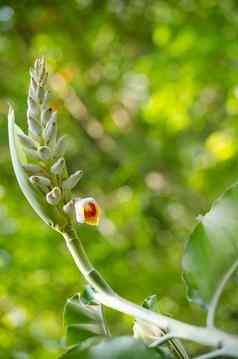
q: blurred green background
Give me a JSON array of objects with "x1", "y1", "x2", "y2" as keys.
[{"x1": 1, "y1": 0, "x2": 238, "y2": 357}]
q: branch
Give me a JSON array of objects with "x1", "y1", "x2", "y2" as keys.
[
  {"x1": 207, "y1": 261, "x2": 238, "y2": 328},
  {"x1": 149, "y1": 333, "x2": 175, "y2": 347},
  {"x1": 193, "y1": 349, "x2": 225, "y2": 359},
  {"x1": 62, "y1": 228, "x2": 238, "y2": 357}
]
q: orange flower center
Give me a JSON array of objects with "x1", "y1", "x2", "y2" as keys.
[{"x1": 84, "y1": 202, "x2": 97, "y2": 220}]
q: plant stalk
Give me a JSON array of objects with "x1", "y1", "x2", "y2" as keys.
[{"x1": 62, "y1": 228, "x2": 238, "y2": 357}]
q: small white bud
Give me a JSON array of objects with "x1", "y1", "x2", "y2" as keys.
[
  {"x1": 50, "y1": 157, "x2": 66, "y2": 176},
  {"x1": 29, "y1": 175, "x2": 51, "y2": 193},
  {"x1": 27, "y1": 96, "x2": 38, "y2": 117},
  {"x1": 46, "y1": 187, "x2": 61, "y2": 205},
  {"x1": 44, "y1": 111, "x2": 57, "y2": 146},
  {"x1": 24, "y1": 148, "x2": 40, "y2": 160},
  {"x1": 42, "y1": 90, "x2": 49, "y2": 108},
  {"x1": 37, "y1": 86, "x2": 45, "y2": 104},
  {"x1": 22, "y1": 164, "x2": 42, "y2": 175},
  {"x1": 18, "y1": 132, "x2": 37, "y2": 150},
  {"x1": 30, "y1": 68, "x2": 39, "y2": 87},
  {"x1": 74, "y1": 197, "x2": 100, "y2": 225},
  {"x1": 34, "y1": 57, "x2": 47, "y2": 86},
  {"x1": 38, "y1": 146, "x2": 51, "y2": 161},
  {"x1": 53, "y1": 135, "x2": 67, "y2": 158},
  {"x1": 27, "y1": 116, "x2": 41, "y2": 139},
  {"x1": 40, "y1": 108, "x2": 52, "y2": 127},
  {"x1": 63, "y1": 200, "x2": 74, "y2": 214},
  {"x1": 62, "y1": 170, "x2": 83, "y2": 190},
  {"x1": 39, "y1": 70, "x2": 48, "y2": 87},
  {"x1": 29, "y1": 77, "x2": 38, "y2": 99}
]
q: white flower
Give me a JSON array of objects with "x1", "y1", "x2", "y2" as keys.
[{"x1": 74, "y1": 197, "x2": 100, "y2": 226}]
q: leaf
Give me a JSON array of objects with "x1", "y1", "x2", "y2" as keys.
[
  {"x1": 59, "y1": 336, "x2": 171, "y2": 359},
  {"x1": 183, "y1": 183, "x2": 238, "y2": 308},
  {"x1": 63, "y1": 289, "x2": 109, "y2": 348},
  {"x1": 8, "y1": 106, "x2": 64, "y2": 228}
]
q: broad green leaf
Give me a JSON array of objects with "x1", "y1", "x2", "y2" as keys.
[
  {"x1": 59, "y1": 336, "x2": 171, "y2": 359},
  {"x1": 183, "y1": 183, "x2": 238, "y2": 308},
  {"x1": 8, "y1": 106, "x2": 64, "y2": 228},
  {"x1": 63, "y1": 289, "x2": 109, "y2": 348}
]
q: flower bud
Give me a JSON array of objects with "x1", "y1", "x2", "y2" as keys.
[
  {"x1": 63, "y1": 200, "x2": 74, "y2": 214},
  {"x1": 39, "y1": 69, "x2": 48, "y2": 87},
  {"x1": 34, "y1": 57, "x2": 47, "y2": 86},
  {"x1": 74, "y1": 197, "x2": 100, "y2": 225},
  {"x1": 37, "y1": 86, "x2": 45, "y2": 104},
  {"x1": 18, "y1": 132, "x2": 37, "y2": 150},
  {"x1": 62, "y1": 170, "x2": 83, "y2": 190},
  {"x1": 29, "y1": 68, "x2": 37, "y2": 83},
  {"x1": 46, "y1": 187, "x2": 61, "y2": 205},
  {"x1": 40, "y1": 108, "x2": 52, "y2": 128},
  {"x1": 24, "y1": 148, "x2": 40, "y2": 160},
  {"x1": 51, "y1": 157, "x2": 66, "y2": 176},
  {"x1": 29, "y1": 175, "x2": 51, "y2": 193},
  {"x1": 27, "y1": 96, "x2": 38, "y2": 117},
  {"x1": 42, "y1": 90, "x2": 49, "y2": 108},
  {"x1": 133, "y1": 320, "x2": 161, "y2": 346},
  {"x1": 38, "y1": 146, "x2": 51, "y2": 161},
  {"x1": 22, "y1": 164, "x2": 42, "y2": 175},
  {"x1": 53, "y1": 135, "x2": 67, "y2": 158},
  {"x1": 27, "y1": 116, "x2": 41, "y2": 139},
  {"x1": 44, "y1": 111, "x2": 57, "y2": 146},
  {"x1": 29, "y1": 77, "x2": 37, "y2": 99}
]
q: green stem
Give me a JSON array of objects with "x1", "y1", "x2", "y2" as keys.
[
  {"x1": 61, "y1": 227, "x2": 238, "y2": 357},
  {"x1": 62, "y1": 227, "x2": 114, "y2": 295}
]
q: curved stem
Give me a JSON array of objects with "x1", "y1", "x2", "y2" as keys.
[
  {"x1": 150, "y1": 333, "x2": 175, "y2": 347},
  {"x1": 61, "y1": 228, "x2": 238, "y2": 357},
  {"x1": 63, "y1": 227, "x2": 114, "y2": 295},
  {"x1": 207, "y1": 261, "x2": 238, "y2": 328},
  {"x1": 193, "y1": 349, "x2": 225, "y2": 359}
]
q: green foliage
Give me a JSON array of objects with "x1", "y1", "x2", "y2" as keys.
[
  {"x1": 60, "y1": 337, "x2": 169, "y2": 359},
  {"x1": 2, "y1": 1, "x2": 238, "y2": 358},
  {"x1": 183, "y1": 183, "x2": 238, "y2": 308},
  {"x1": 63, "y1": 288, "x2": 108, "y2": 348}
]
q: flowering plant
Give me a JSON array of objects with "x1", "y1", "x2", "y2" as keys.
[{"x1": 8, "y1": 58, "x2": 238, "y2": 358}]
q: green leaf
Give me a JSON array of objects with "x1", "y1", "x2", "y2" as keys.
[
  {"x1": 8, "y1": 106, "x2": 64, "y2": 228},
  {"x1": 59, "y1": 336, "x2": 171, "y2": 359},
  {"x1": 63, "y1": 289, "x2": 109, "y2": 348},
  {"x1": 183, "y1": 183, "x2": 238, "y2": 308}
]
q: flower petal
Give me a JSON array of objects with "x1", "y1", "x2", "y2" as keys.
[{"x1": 74, "y1": 197, "x2": 100, "y2": 226}]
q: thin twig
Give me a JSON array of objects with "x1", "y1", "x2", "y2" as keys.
[
  {"x1": 193, "y1": 349, "x2": 225, "y2": 359},
  {"x1": 62, "y1": 228, "x2": 238, "y2": 357},
  {"x1": 149, "y1": 333, "x2": 175, "y2": 347}
]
